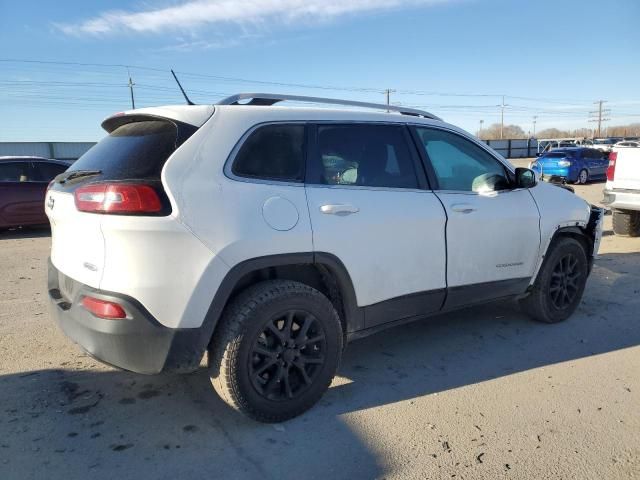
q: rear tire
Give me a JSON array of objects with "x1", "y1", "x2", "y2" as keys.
[
  {"x1": 209, "y1": 280, "x2": 343, "y2": 423},
  {"x1": 612, "y1": 209, "x2": 640, "y2": 237},
  {"x1": 575, "y1": 169, "x2": 588, "y2": 185},
  {"x1": 521, "y1": 237, "x2": 588, "y2": 324}
]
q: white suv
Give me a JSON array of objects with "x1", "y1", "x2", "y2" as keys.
[{"x1": 46, "y1": 94, "x2": 603, "y2": 422}]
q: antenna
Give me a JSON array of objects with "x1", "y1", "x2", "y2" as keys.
[
  {"x1": 127, "y1": 67, "x2": 135, "y2": 109},
  {"x1": 170, "y1": 69, "x2": 195, "y2": 105}
]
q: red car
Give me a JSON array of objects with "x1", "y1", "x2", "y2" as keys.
[{"x1": 0, "y1": 156, "x2": 70, "y2": 230}]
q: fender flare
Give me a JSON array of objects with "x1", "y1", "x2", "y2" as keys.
[
  {"x1": 529, "y1": 219, "x2": 598, "y2": 287},
  {"x1": 190, "y1": 252, "x2": 362, "y2": 363}
]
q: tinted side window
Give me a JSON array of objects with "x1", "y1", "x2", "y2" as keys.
[
  {"x1": 232, "y1": 124, "x2": 305, "y2": 182},
  {"x1": 0, "y1": 162, "x2": 33, "y2": 182},
  {"x1": 312, "y1": 124, "x2": 418, "y2": 189},
  {"x1": 33, "y1": 162, "x2": 68, "y2": 182},
  {"x1": 415, "y1": 128, "x2": 510, "y2": 192}
]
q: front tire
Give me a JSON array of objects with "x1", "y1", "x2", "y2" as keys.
[
  {"x1": 521, "y1": 237, "x2": 588, "y2": 323},
  {"x1": 209, "y1": 280, "x2": 343, "y2": 422},
  {"x1": 612, "y1": 209, "x2": 640, "y2": 237}
]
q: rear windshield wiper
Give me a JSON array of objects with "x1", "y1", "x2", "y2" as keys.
[{"x1": 58, "y1": 169, "x2": 102, "y2": 184}]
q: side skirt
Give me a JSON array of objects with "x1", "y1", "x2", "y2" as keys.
[
  {"x1": 347, "y1": 277, "x2": 531, "y2": 343},
  {"x1": 444, "y1": 277, "x2": 531, "y2": 310}
]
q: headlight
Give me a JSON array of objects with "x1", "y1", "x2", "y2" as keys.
[{"x1": 558, "y1": 160, "x2": 571, "y2": 167}]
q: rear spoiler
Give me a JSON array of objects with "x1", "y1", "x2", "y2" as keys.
[{"x1": 101, "y1": 105, "x2": 215, "y2": 133}]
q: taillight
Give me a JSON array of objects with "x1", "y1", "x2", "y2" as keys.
[
  {"x1": 81, "y1": 296, "x2": 127, "y2": 319},
  {"x1": 74, "y1": 183, "x2": 162, "y2": 214},
  {"x1": 606, "y1": 152, "x2": 617, "y2": 181}
]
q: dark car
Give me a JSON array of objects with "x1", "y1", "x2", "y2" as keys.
[
  {"x1": 0, "y1": 156, "x2": 70, "y2": 230},
  {"x1": 530, "y1": 147, "x2": 609, "y2": 184}
]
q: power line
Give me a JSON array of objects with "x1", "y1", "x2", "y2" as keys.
[
  {"x1": 3, "y1": 58, "x2": 639, "y2": 134},
  {"x1": 0, "y1": 58, "x2": 167, "y2": 73},
  {"x1": 0, "y1": 58, "x2": 612, "y2": 105}
]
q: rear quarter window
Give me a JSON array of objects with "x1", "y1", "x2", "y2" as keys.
[{"x1": 231, "y1": 124, "x2": 305, "y2": 182}]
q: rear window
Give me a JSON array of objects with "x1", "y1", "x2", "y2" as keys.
[
  {"x1": 68, "y1": 120, "x2": 189, "y2": 180},
  {"x1": 544, "y1": 151, "x2": 573, "y2": 158}
]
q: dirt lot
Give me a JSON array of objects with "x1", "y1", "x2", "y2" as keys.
[{"x1": 1, "y1": 179, "x2": 639, "y2": 480}]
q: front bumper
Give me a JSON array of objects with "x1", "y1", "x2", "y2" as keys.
[
  {"x1": 48, "y1": 259, "x2": 207, "y2": 374},
  {"x1": 588, "y1": 205, "x2": 605, "y2": 260},
  {"x1": 602, "y1": 189, "x2": 640, "y2": 211}
]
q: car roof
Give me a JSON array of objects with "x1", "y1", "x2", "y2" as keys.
[
  {"x1": 0, "y1": 156, "x2": 50, "y2": 161},
  {"x1": 544, "y1": 147, "x2": 598, "y2": 155},
  {"x1": 0, "y1": 156, "x2": 70, "y2": 164},
  {"x1": 110, "y1": 100, "x2": 450, "y2": 131}
]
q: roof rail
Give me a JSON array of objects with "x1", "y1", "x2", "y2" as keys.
[{"x1": 216, "y1": 93, "x2": 441, "y2": 120}]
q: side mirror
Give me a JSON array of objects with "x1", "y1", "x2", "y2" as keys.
[
  {"x1": 535, "y1": 152, "x2": 543, "y2": 157},
  {"x1": 515, "y1": 167, "x2": 537, "y2": 189}
]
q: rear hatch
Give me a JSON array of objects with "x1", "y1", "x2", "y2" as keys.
[
  {"x1": 609, "y1": 147, "x2": 640, "y2": 190},
  {"x1": 534, "y1": 152, "x2": 574, "y2": 175},
  {"x1": 46, "y1": 106, "x2": 213, "y2": 290}
]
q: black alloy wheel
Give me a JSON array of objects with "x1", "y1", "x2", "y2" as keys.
[
  {"x1": 548, "y1": 253, "x2": 581, "y2": 309},
  {"x1": 209, "y1": 280, "x2": 342, "y2": 422},
  {"x1": 520, "y1": 237, "x2": 588, "y2": 324},
  {"x1": 249, "y1": 310, "x2": 327, "y2": 401}
]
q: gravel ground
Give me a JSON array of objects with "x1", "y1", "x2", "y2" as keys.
[{"x1": 1, "y1": 180, "x2": 639, "y2": 480}]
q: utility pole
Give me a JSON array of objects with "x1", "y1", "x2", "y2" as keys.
[
  {"x1": 384, "y1": 89, "x2": 396, "y2": 112},
  {"x1": 589, "y1": 100, "x2": 610, "y2": 137},
  {"x1": 499, "y1": 95, "x2": 508, "y2": 139},
  {"x1": 532, "y1": 115, "x2": 537, "y2": 138},
  {"x1": 127, "y1": 68, "x2": 136, "y2": 109},
  {"x1": 478, "y1": 119, "x2": 484, "y2": 138}
]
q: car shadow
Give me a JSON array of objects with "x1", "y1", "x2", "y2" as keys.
[
  {"x1": 330, "y1": 251, "x2": 640, "y2": 416},
  {"x1": 1, "y1": 252, "x2": 638, "y2": 479},
  {"x1": 0, "y1": 225, "x2": 51, "y2": 239}
]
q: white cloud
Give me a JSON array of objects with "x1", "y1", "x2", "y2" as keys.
[
  {"x1": 156, "y1": 38, "x2": 245, "y2": 52},
  {"x1": 56, "y1": 0, "x2": 451, "y2": 36}
]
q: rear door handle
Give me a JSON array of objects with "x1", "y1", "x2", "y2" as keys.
[
  {"x1": 320, "y1": 204, "x2": 359, "y2": 216},
  {"x1": 450, "y1": 203, "x2": 476, "y2": 214}
]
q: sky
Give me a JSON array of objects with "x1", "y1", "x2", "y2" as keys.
[{"x1": 1, "y1": 0, "x2": 639, "y2": 142}]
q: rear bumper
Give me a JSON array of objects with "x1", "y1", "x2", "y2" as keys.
[
  {"x1": 531, "y1": 164, "x2": 574, "y2": 182},
  {"x1": 543, "y1": 168, "x2": 573, "y2": 181},
  {"x1": 602, "y1": 189, "x2": 640, "y2": 211},
  {"x1": 48, "y1": 259, "x2": 207, "y2": 374}
]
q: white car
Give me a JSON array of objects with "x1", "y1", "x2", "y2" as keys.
[
  {"x1": 46, "y1": 94, "x2": 603, "y2": 422},
  {"x1": 614, "y1": 140, "x2": 640, "y2": 148},
  {"x1": 591, "y1": 138, "x2": 619, "y2": 153},
  {"x1": 603, "y1": 144, "x2": 640, "y2": 236}
]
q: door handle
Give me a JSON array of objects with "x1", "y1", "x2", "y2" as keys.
[
  {"x1": 320, "y1": 204, "x2": 359, "y2": 216},
  {"x1": 450, "y1": 203, "x2": 476, "y2": 214}
]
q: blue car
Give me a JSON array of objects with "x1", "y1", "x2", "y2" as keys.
[{"x1": 530, "y1": 147, "x2": 609, "y2": 184}]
